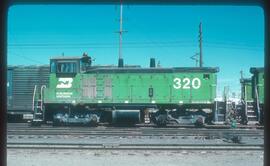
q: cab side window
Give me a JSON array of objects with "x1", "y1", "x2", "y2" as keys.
[
  {"x1": 57, "y1": 62, "x2": 77, "y2": 73},
  {"x1": 50, "y1": 61, "x2": 56, "y2": 73}
]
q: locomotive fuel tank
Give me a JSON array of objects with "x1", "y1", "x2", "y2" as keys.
[{"x1": 112, "y1": 110, "x2": 141, "y2": 124}]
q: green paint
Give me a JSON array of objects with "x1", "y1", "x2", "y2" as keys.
[
  {"x1": 240, "y1": 79, "x2": 253, "y2": 102},
  {"x1": 44, "y1": 71, "x2": 218, "y2": 105}
]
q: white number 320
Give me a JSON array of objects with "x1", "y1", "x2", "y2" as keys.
[{"x1": 173, "y1": 77, "x2": 201, "y2": 89}]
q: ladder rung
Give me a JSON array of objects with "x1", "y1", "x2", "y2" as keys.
[
  {"x1": 247, "y1": 115, "x2": 257, "y2": 118},
  {"x1": 33, "y1": 119, "x2": 43, "y2": 122},
  {"x1": 35, "y1": 113, "x2": 42, "y2": 115}
]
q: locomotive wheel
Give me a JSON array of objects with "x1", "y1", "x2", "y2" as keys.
[
  {"x1": 240, "y1": 119, "x2": 248, "y2": 125},
  {"x1": 240, "y1": 112, "x2": 248, "y2": 125},
  {"x1": 30, "y1": 121, "x2": 42, "y2": 127},
  {"x1": 204, "y1": 113, "x2": 214, "y2": 125},
  {"x1": 194, "y1": 116, "x2": 204, "y2": 128},
  {"x1": 155, "y1": 114, "x2": 167, "y2": 127},
  {"x1": 52, "y1": 119, "x2": 62, "y2": 127},
  {"x1": 89, "y1": 115, "x2": 98, "y2": 127}
]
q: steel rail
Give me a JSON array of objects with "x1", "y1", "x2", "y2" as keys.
[
  {"x1": 7, "y1": 123, "x2": 264, "y2": 129},
  {"x1": 7, "y1": 142, "x2": 263, "y2": 151},
  {"x1": 7, "y1": 128, "x2": 264, "y2": 135},
  {"x1": 7, "y1": 125, "x2": 263, "y2": 132},
  {"x1": 7, "y1": 132, "x2": 263, "y2": 138}
]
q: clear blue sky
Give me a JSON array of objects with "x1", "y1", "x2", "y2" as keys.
[{"x1": 7, "y1": 5, "x2": 264, "y2": 97}]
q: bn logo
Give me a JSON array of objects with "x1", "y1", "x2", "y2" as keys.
[{"x1": 56, "y1": 78, "x2": 73, "y2": 88}]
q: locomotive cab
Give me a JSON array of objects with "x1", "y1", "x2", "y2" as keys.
[
  {"x1": 50, "y1": 54, "x2": 92, "y2": 76},
  {"x1": 35, "y1": 54, "x2": 100, "y2": 126}
]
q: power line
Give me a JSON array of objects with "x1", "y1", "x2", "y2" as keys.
[
  {"x1": 8, "y1": 40, "x2": 263, "y2": 49},
  {"x1": 8, "y1": 40, "x2": 194, "y2": 46},
  {"x1": 7, "y1": 44, "x2": 263, "y2": 51},
  {"x1": 8, "y1": 45, "x2": 198, "y2": 49},
  {"x1": 8, "y1": 51, "x2": 46, "y2": 64}
]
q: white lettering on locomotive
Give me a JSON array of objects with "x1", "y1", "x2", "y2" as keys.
[
  {"x1": 182, "y1": 78, "x2": 191, "y2": 89},
  {"x1": 191, "y1": 78, "x2": 201, "y2": 89},
  {"x1": 173, "y1": 77, "x2": 201, "y2": 89},
  {"x1": 173, "y1": 78, "x2": 182, "y2": 89},
  {"x1": 56, "y1": 92, "x2": 73, "y2": 98},
  {"x1": 56, "y1": 78, "x2": 73, "y2": 88}
]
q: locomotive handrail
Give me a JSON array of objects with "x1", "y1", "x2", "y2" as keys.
[
  {"x1": 40, "y1": 85, "x2": 47, "y2": 111},
  {"x1": 254, "y1": 80, "x2": 260, "y2": 121},
  {"x1": 244, "y1": 86, "x2": 248, "y2": 122},
  {"x1": 32, "y1": 85, "x2": 37, "y2": 112}
]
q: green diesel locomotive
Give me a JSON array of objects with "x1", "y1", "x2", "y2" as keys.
[
  {"x1": 32, "y1": 54, "x2": 219, "y2": 126},
  {"x1": 240, "y1": 67, "x2": 264, "y2": 124}
]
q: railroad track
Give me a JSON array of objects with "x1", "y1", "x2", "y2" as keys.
[
  {"x1": 8, "y1": 122, "x2": 264, "y2": 129},
  {"x1": 7, "y1": 142, "x2": 263, "y2": 151},
  {"x1": 7, "y1": 123, "x2": 264, "y2": 151},
  {"x1": 7, "y1": 131, "x2": 263, "y2": 137},
  {"x1": 7, "y1": 124, "x2": 263, "y2": 137}
]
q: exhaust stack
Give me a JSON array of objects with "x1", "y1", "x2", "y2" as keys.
[
  {"x1": 118, "y1": 58, "x2": 124, "y2": 67},
  {"x1": 150, "y1": 58, "x2": 156, "y2": 68}
]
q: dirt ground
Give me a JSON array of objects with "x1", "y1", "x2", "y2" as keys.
[{"x1": 7, "y1": 149, "x2": 263, "y2": 166}]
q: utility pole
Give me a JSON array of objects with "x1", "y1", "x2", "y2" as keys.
[
  {"x1": 119, "y1": 0, "x2": 123, "y2": 60},
  {"x1": 199, "y1": 22, "x2": 203, "y2": 67},
  {"x1": 117, "y1": 0, "x2": 126, "y2": 67}
]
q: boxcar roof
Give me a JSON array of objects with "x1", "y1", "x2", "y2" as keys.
[
  {"x1": 85, "y1": 67, "x2": 219, "y2": 73},
  {"x1": 8, "y1": 65, "x2": 49, "y2": 69}
]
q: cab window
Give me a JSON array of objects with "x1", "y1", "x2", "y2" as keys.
[
  {"x1": 57, "y1": 62, "x2": 77, "y2": 73},
  {"x1": 50, "y1": 60, "x2": 56, "y2": 73}
]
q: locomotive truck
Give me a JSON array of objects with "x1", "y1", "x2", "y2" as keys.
[{"x1": 31, "y1": 54, "x2": 219, "y2": 126}]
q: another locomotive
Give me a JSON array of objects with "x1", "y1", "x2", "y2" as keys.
[
  {"x1": 7, "y1": 65, "x2": 49, "y2": 121},
  {"x1": 239, "y1": 67, "x2": 264, "y2": 125}
]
